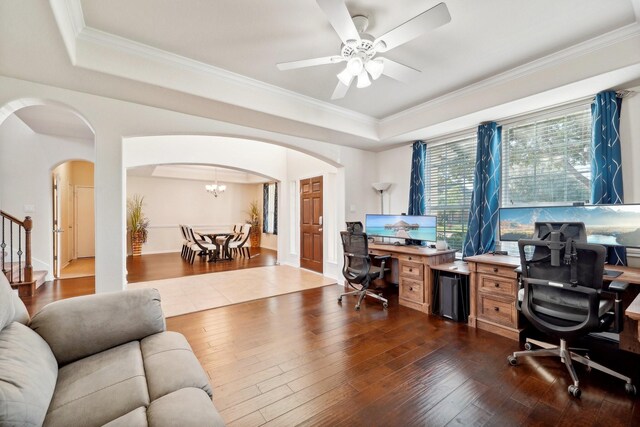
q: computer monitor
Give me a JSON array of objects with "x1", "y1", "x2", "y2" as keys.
[
  {"x1": 499, "y1": 204, "x2": 640, "y2": 248},
  {"x1": 365, "y1": 214, "x2": 437, "y2": 242}
]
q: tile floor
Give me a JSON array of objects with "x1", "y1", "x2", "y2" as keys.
[{"x1": 127, "y1": 265, "x2": 337, "y2": 317}]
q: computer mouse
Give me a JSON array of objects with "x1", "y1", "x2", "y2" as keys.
[{"x1": 393, "y1": 241, "x2": 401, "y2": 246}]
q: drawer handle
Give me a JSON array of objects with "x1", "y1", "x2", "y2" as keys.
[
  {"x1": 409, "y1": 287, "x2": 413, "y2": 291},
  {"x1": 408, "y1": 256, "x2": 412, "y2": 260},
  {"x1": 409, "y1": 268, "x2": 413, "y2": 272},
  {"x1": 494, "y1": 283, "x2": 500, "y2": 288},
  {"x1": 493, "y1": 267, "x2": 499, "y2": 273},
  {"x1": 494, "y1": 306, "x2": 500, "y2": 312}
]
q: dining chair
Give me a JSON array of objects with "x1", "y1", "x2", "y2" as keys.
[
  {"x1": 228, "y1": 224, "x2": 252, "y2": 258},
  {"x1": 186, "y1": 226, "x2": 216, "y2": 263}
]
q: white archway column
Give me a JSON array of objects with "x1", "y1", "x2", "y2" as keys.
[{"x1": 95, "y1": 129, "x2": 126, "y2": 292}]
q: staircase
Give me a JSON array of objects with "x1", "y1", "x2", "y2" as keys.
[{"x1": 1, "y1": 210, "x2": 45, "y2": 297}]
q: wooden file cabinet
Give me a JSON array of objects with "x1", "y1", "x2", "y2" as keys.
[
  {"x1": 466, "y1": 255, "x2": 523, "y2": 341},
  {"x1": 368, "y1": 244, "x2": 456, "y2": 314}
]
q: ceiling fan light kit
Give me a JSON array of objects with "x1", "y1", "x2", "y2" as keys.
[{"x1": 276, "y1": 0, "x2": 451, "y2": 99}]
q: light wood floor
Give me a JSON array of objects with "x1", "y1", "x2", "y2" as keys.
[{"x1": 22, "y1": 249, "x2": 640, "y2": 426}]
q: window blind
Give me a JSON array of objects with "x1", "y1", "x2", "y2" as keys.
[
  {"x1": 502, "y1": 108, "x2": 592, "y2": 206},
  {"x1": 425, "y1": 135, "x2": 476, "y2": 251}
]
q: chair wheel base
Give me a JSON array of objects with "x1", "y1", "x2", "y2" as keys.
[
  {"x1": 568, "y1": 385, "x2": 581, "y2": 398},
  {"x1": 337, "y1": 297, "x2": 342, "y2": 303},
  {"x1": 507, "y1": 355, "x2": 518, "y2": 366},
  {"x1": 355, "y1": 305, "x2": 361, "y2": 311},
  {"x1": 524, "y1": 342, "x2": 532, "y2": 350},
  {"x1": 383, "y1": 302, "x2": 388, "y2": 309},
  {"x1": 625, "y1": 383, "x2": 637, "y2": 396}
]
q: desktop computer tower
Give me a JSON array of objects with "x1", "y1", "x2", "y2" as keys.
[{"x1": 439, "y1": 275, "x2": 464, "y2": 322}]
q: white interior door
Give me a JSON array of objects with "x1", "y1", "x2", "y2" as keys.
[{"x1": 75, "y1": 186, "x2": 95, "y2": 258}]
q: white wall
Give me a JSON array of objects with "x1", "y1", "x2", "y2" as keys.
[
  {"x1": 0, "y1": 115, "x2": 94, "y2": 279},
  {"x1": 127, "y1": 175, "x2": 261, "y2": 254},
  {"x1": 375, "y1": 144, "x2": 412, "y2": 215}
]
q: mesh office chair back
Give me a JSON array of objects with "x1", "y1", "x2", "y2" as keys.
[
  {"x1": 340, "y1": 231, "x2": 370, "y2": 285},
  {"x1": 518, "y1": 238, "x2": 607, "y2": 338}
]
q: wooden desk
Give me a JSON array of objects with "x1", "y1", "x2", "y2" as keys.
[
  {"x1": 368, "y1": 244, "x2": 455, "y2": 313},
  {"x1": 466, "y1": 254, "x2": 640, "y2": 352}
]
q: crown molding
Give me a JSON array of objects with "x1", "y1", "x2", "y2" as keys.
[
  {"x1": 49, "y1": 0, "x2": 640, "y2": 147},
  {"x1": 381, "y1": 21, "x2": 640, "y2": 128}
]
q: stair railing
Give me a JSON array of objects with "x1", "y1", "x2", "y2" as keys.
[{"x1": 1, "y1": 211, "x2": 33, "y2": 293}]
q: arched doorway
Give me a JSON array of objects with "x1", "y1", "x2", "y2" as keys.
[
  {"x1": 52, "y1": 160, "x2": 95, "y2": 279},
  {"x1": 0, "y1": 100, "x2": 95, "y2": 288}
]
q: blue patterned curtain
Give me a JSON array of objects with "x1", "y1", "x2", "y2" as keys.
[
  {"x1": 408, "y1": 141, "x2": 426, "y2": 215},
  {"x1": 591, "y1": 90, "x2": 626, "y2": 265},
  {"x1": 463, "y1": 122, "x2": 502, "y2": 257},
  {"x1": 273, "y1": 182, "x2": 278, "y2": 235},
  {"x1": 262, "y1": 183, "x2": 269, "y2": 233}
]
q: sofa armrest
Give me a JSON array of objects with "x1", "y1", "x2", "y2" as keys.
[{"x1": 30, "y1": 288, "x2": 165, "y2": 366}]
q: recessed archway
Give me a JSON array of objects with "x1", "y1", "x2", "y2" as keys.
[
  {"x1": 0, "y1": 99, "x2": 95, "y2": 288},
  {"x1": 123, "y1": 135, "x2": 344, "y2": 280}
]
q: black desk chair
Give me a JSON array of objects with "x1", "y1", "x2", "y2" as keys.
[
  {"x1": 338, "y1": 230, "x2": 390, "y2": 310},
  {"x1": 507, "y1": 229, "x2": 635, "y2": 398}
]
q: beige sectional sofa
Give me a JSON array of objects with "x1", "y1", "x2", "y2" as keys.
[{"x1": 0, "y1": 274, "x2": 224, "y2": 426}]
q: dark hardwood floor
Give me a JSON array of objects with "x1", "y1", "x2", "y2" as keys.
[
  {"x1": 20, "y1": 248, "x2": 640, "y2": 426},
  {"x1": 21, "y1": 248, "x2": 277, "y2": 315},
  {"x1": 167, "y1": 286, "x2": 640, "y2": 426}
]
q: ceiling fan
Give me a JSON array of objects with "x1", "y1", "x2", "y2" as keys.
[{"x1": 277, "y1": 0, "x2": 451, "y2": 100}]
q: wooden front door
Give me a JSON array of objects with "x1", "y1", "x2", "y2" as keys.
[{"x1": 300, "y1": 176, "x2": 323, "y2": 273}]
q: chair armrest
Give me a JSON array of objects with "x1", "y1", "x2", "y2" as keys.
[
  {"x1": 30, "y1": 288, "x2": 166, "y2": 366},
  {"x1": 608, "y1": 280, "x2": 629, "y2": 293},
  {"x1": 373, "y1": 255, "x2": 391, "y2": 261}
]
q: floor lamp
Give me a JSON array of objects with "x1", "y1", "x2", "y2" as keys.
[{"x1": 372, "y1": 182, "x2": 391, "y2": 213}]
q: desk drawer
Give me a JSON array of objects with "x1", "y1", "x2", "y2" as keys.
[
  {"x1": 477, "y1": 263, "x2": 518, "y2": 279},
  {"x1": 397, "y1": 254, "x2": 424, "y2": 263},
  {"x1": 478, "y1": 294, "x2": 517, "y2": 327},
  {"x1": 400, "y1": 261, "x2": 423, "y2": 280},
  {"x1": 399, "y1": 278, "x2": 424, "y2": 303},
  {"x1": 369, "y1": 249, "x2": 393, "y2": 257},
  {"x1": 478, "y1": 274, "x2": 516, "y2": 297}
]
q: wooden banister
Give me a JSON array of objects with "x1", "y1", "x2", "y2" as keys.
[{"x1": 1, "y1": 210, "x2": 35, "y2": 296}]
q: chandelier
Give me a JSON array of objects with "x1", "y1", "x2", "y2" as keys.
[{"x1": 205, "y1": 168, "x2": 226, "y2": 197}]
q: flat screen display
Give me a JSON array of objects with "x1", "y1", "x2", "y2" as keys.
[
  {"x1": 499, "y1": 204, "x2": 640, "y2": 248},
  {"x1": 365, "y1": 214, "x2": 437, "y2": 242}
]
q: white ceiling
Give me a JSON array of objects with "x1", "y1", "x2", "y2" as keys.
[
  {"x1": 127, "y1": 164, "x2": 270, "y2": 184},
  {"x1": 14, "y1": 105, "x2": 94, "y2": 141},
  {"x1": 1, "y1": 1, "x2": 639, "y2": 150},
  {"x1": 79, "y1": 0, "x2": 636, "y2": 118}
]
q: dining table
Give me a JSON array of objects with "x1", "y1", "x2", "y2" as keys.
[{"x1": 196, "y1": 231, "x2": 241, "y2": 262}]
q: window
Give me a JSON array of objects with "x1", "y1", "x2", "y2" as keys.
[
  {"x1": 263, "y1": 182, "x2": 277, "y2": 234},
  {"x1": 425, "y1": 135, "x2": 476, "y2": 251},
  {"x1": 502, "y1": 107, "x2": 592, "y2": 206}
]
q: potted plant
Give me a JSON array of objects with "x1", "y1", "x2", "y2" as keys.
[
  {"x1": 127, "y1": 194, "x2": 149, "y2": 256},
  {"x1": 246, "y1": 200, "x2": 261, "y2": 248}
]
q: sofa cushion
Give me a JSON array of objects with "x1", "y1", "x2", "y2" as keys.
[
  {"x1": 0, "y1": 273, "x2": 16, "y2": 331},
  {"x1": 11, "y1": 291, "x2": 29, "y2": 325},
  {"x1": 103, "y1": 407, "x2": 148, "y2": 427},
  {"x1": 147, "y1": 387, "x2": 225, "y2": 427},
  {"x1": 141, "y1": 331, "x2": 213, "y2": 400},
  {"x1": 31, "y1": 288, "x2": 165, "y2": 366},
  {"x1": 0, "y1": 322, "x2": 58, "y2": 426},
  {"x1": 44, "y1": 341, "x2": 150, "y2": 427}
]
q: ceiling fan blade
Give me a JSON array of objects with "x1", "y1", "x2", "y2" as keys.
[
  {"x1": 316, "y1": 0, "x2": 361, "y2": 44},
  {"x1": 277, "y1": 56, "x2": 344, "y2": 71},
  {"x1": 375, "y1": 2, "x2": 451, "y2": 53},
  {"x1": 331, "y1": 79, "x2": 352, "y2": 100},
  {"x1": 380, "y1": 58, "x2": 420, "y2": 83}
]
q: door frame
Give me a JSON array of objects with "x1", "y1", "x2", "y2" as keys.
[
  {"x1": 74, "y1": 185, "x2": 95, "y2": 259},
  {"x1": 52, "y1": 174, "x2": 62, "y2": 278}
]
